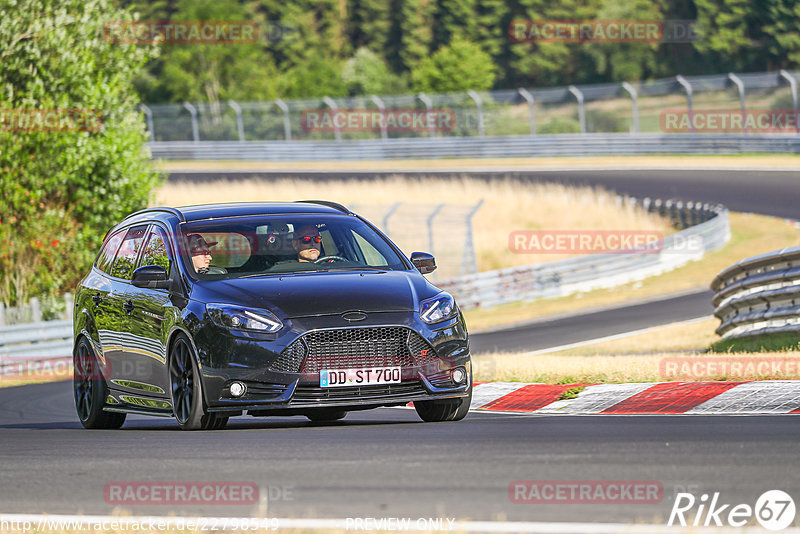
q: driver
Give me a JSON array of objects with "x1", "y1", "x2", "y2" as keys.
[
  {"x1": 187, "y1": 234, "x2": 227, "y2": 275},
  {"x1": 291, "y1": 224, "x2": 322, "y2": 262}
]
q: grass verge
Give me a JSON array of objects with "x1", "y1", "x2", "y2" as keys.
[
  {"x1": 473, "y1": 350, "x2": 800, "y2": 384},
  {"x1": 711, "y1": 332, "x2": 800, "y2": 353},
  {"x1": 472, "y1": 318, "x2": 800, "y2": 384}
]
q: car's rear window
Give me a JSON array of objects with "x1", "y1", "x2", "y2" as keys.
[{"x1": 178, "y1": 215, "x2": 407, "y2": 279}]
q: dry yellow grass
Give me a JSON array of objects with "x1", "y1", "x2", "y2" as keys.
[
  {"x1": 155, "y1": 176, "x2": 671, "y2": 274},
  {"x1": 549, "y1": 317, "x2": 719, "y2": 356},
  {"x1": 158, "y1": 154, "x2": 800, "y2": 173},
  {"x1": 465, "y1": 212, "x2": 800, "y2": 331}
]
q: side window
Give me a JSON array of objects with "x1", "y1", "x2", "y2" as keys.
[
  {"x1": 96, "y1": 230, "x2": 125, "y2": 274},
  {"x1": 351, "y1": 229, "x2": 389, "y2": 266},
  {"x1": 140, "y1": 226, "x2": 171, "y2": 273},
  {"x1": 110, "y1": 225, "x2": 148, "y2": 280}
]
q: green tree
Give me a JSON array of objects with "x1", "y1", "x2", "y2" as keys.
[
  {"x1": 764, "y1": 0, "x2": 800, "y2": 69},
  {"x1": 348, "y1": 0, "x2": 392, "y2": 54},
  {"x1": 343, "y1": 47, "x2": 407, "y2": 95},
  {"x1": 160, "y1": 0, "x2": 280, "y2": 104},
  {"x1": 501, "y1": 0, "x2": 600, "y2": 87},
  {"x1": 0, "y1": 0, "x2": 161, "y2": 306},
  {"x1": 580, "y1": 0, "x2": 661, "y2": 82},
  {"x1": 410, "y1": 36, "x2": 496, "y2": 92},
  {"x1": 692, "y1": 0, "x2": 770, "y2": 72},
  {"x1": 433, "y1": 0, "x2": 479, "y2": 48},
  {"x1": 388, "y1": 0, "x2": 435, "y2": 72},
  {"x1": 279, "y1": 55, "x2": 347, "y2": 98}
]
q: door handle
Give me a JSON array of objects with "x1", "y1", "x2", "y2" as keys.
[
  {"x1": 123, "y1": 300, "x2": 135, "y2": 313},
  {"x1": 92, "y1": 294, "x2": 103, "y2": 305}
]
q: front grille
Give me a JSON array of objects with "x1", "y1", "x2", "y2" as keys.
[
  {"x1": 287, "y1": 327, "x2": 438, "y2": 373},
  {"x1": 269, "y1": 338, "x2": 307, "y2": 373},
  {"x1": 293, "y1": 381, "x2": 426, "y2": 401}
]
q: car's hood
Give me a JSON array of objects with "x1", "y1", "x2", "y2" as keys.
[{"x1": 192, "y1": 270, "x2": 440, "y2": 318}]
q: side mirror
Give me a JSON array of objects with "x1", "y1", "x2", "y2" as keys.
[
  {"x1": 410, "y1": 252, "x2": 436, "y2": 274},
  {"x1": 132, "y1": 265, "x2": 171, "y2": 289}
]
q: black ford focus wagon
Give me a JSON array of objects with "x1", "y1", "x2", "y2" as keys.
[{"x1": 73, "y1": 201, "x2": 472, "y2": 430}]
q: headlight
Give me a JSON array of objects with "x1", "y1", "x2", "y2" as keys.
[
  {"x1": 206, "y1": 303, "x2": 283, "y2": 333},
  {"x1": 419, "y1": 293, "x2": 457, "y2": 324}
]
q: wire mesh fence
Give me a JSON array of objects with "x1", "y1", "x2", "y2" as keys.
[
  {"x1": 350, "y1": 201, "x2": 482, "y2": 281},
  {"x1": 142, "y1": 69, "x2": 800, "y2": 142}
]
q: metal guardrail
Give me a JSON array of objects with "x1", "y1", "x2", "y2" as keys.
[
  {"x1": 144, "y1": 69, "x2": 800, "y2": 143},
  {"x1": 148, "y1": 134, "x2": 800, "y2": 161},
  {"x1": 712, "y1": 247, "x2": 800, "y2": 340},
  {"x1": 0, "y1": 320, "x2": 73, "y2": 360},
  {"x1": 440, "y1": 199, "x2": 730, "y2": 310}
]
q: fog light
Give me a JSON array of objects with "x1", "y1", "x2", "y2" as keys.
[
  {"x1": 451, "y1": 368, "x2": 466, "y2": 385},
  {"x1": 229, "y1": 381, "x2": 246, "y2": 397}
]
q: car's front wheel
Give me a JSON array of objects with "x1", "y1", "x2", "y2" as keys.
[
  {"x1": 169, "y1": 334, "x2": 228, "y2": 431},
  {"x1": 414, "y1": 388, "x2": 472, "y2": 422},
  {"x1": 73, "y1": 337, "x2": 126, "y2": 429}
]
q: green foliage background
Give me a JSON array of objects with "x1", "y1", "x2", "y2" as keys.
[
  {"x1": 121, "y1": 0, "x2": 800, "y2": 103},
  {"x1": 0, "y1": 0, "x2": 161, "y2": 307}
]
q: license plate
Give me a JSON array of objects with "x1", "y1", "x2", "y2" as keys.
[{"x1": 320, "y1": 367, "x2": 402, "y2": 388}]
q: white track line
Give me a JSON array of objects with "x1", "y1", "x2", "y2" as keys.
[{"x1": 1, "y1": 513, "x2": 793, "y2": 533}]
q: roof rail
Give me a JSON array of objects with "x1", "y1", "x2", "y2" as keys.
[
  {"x1": 123, "y1": 207, "x2": 186, "y2": 222},
  {"x1": 295, "y1": 200, "x2": 351, "y2": 214}
]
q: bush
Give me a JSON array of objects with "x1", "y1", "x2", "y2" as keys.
[
  {"x1": 343, "y1": 47, "x2": 407, "y2": 96},
  {"x1": 0, "y1": 0, "x2": 161, "y2": 306},
  {"x1": 538, "y1": 118, "x2": 581, "y2": 134},
  {"x1": 586, "y1": 109, "x2": 628, "y2": 133},
  {"x1": 410, "y1": 37, "x2": 495, "y2": 93}
]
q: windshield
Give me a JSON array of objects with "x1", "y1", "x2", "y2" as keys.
[{"x1": 178, "y1": 214, "x2": 407, "y2": 279}]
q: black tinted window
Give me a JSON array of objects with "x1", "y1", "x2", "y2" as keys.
[
  {"x1": 95, "y1": 230, "x2": 124, "y2": 274},
  {"x1": 140, "y1": 226, "x2": 171, "y2": 274},
  {"x1": 110, "y1": 225, "x2": 148, "y2": 280}
]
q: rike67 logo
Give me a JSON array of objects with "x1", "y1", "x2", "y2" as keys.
[{"x1": 669, "y1": 490, "x2": 796, "y2": 530}]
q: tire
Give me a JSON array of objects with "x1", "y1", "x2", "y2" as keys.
[
  {"x1": 415, "y1": 387, "x2": 472, "y2": 423},
  {"x1": 73, "y1": 337, "x2": 126, "y2": 429},
  {"x1": 305, "y1": 409, "x2": 347, "y2": 422},
  {"x1": 169, "y1": 333, "x2": 228, "y2": 431}
]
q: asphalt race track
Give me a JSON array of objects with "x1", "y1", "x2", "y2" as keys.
[
  {"x1": 2, "y1": 380, "x2": 800, "y2": 523},
  {"x1": 469, "y1": 288, "x2": 713, "y2": 354}
]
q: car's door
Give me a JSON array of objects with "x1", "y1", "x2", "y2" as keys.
[
  {"x1": 104, "y1": 225, "x2": 149, "y2": 394},
  {"x1": 125, "y1": 224, "x2": 176, "y2": 398},
  {"x1": 84, "y1": 229, "x2": 125, "y2": 369}
]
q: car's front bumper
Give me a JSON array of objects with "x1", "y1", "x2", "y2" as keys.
[
  {"x1": 205, "y1": 365, "x2": 472, "y2": 414},
  {"x1": 194, "y1": 310, "x2": 471, "y2": 413}
]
